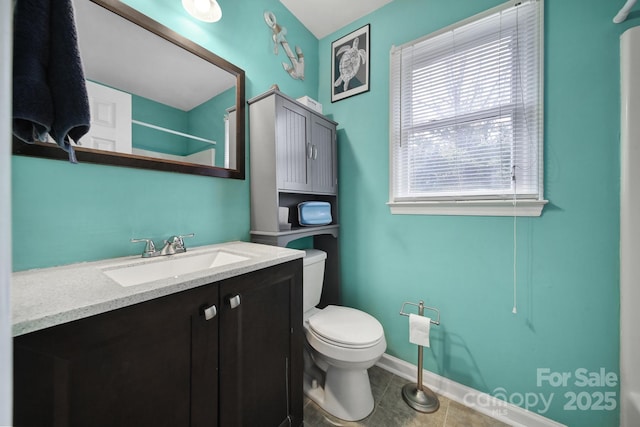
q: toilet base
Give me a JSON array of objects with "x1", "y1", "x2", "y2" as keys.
[{"x1": 304, "y1": 366, "x2": 375, "y2": 421}]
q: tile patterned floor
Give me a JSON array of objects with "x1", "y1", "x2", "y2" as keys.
[{"x1": 303, "y1": 366, "x2": 512, "y2": 427}]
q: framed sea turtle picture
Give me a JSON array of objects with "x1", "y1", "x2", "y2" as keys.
[{"x1": 331, "y1": 24, "x2": 370, "y2": 102}]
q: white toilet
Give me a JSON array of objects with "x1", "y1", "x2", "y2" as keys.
[{"x1": 302, "y1": 249, "x2": 387, "y2": 421}]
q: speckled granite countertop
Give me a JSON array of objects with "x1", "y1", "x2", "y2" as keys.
[{"x1": 12, "y1": 241, "x2": 305, "y2": 337}]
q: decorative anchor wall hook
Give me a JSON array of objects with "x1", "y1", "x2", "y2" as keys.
[{"x1": 264, "y1": 11, "x2": 304, "y2": 80}]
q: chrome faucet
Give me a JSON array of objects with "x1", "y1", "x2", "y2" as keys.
[{"x1": 131, "y1": 233, "x2": 194, "y2": 258}]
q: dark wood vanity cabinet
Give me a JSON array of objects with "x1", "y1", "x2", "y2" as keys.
[{"x1": 13, "y1": 260, "x2": 303, "y2": 427}]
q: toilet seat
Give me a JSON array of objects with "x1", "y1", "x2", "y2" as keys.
[{"x1": 308, "y1": 306, "x2": 384, "y2": 349}]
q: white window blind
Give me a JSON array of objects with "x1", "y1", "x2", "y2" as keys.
[{"x1": 389, "y1": 0, "x2": 544, "y2": 216}]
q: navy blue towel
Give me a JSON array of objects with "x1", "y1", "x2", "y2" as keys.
[{"x1": 13, "y1": 0, "x2": 91, "y2": 163}]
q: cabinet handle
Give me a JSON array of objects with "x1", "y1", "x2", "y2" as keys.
[
  {"x1": 228, "y1": 294, "x2": 241, "y2": 309},
  {"x1": 307, "y1": 143, "x2": 313, "y2": 159},
  {"x1": 312, "y1": 145, "x2": 318, "y2": 160},
  {"x1": 203, "y1": 304, "x2": 217, "y2": 320}
]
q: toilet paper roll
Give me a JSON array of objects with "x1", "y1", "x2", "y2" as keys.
[{"x1": 409, "y1": 313, "x2": 431, "y2": 347}]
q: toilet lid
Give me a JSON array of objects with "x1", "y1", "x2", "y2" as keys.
[{"x1": 308, "y1": 306, "x2": 384, "y2": 347}]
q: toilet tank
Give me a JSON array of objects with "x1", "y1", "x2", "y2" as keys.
[{"x1": 303, "y1": 249, "x2": 327, "y2": 313}]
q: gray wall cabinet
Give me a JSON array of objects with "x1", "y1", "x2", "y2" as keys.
[
  {"x1": 272, "y1": 94, "x2": 337, "y2": 194},
  {"x1": 249, "y1": 90, "x2": 341, "y2": 307}
]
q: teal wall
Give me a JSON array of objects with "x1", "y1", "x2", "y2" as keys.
[
  {"x1": 11, "y1": 0, "x2": 319, "y2": 271},
  {"x1": 316, "y1": 0, "x2": 636, "y2": 426},
  {"x1": 10, "y1": 0, "x2": 637, "y2": 425}
]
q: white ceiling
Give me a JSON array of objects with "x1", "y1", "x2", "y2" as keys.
[{"x1": 279, "y1": 0, "x2": 393, "y2": 39}]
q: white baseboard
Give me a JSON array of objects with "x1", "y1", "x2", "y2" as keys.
[{"x1": 376, "y1": 353, "x2": 566, "y2": 427}]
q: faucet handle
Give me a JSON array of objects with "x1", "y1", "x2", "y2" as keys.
[
  {"x1": 131, "y1": 238, "x2": 156, "y2": 257},
  {"x1": 177, "y1": 233, "x2": 195, "y2": 249},
  {"x1": 165, "y1": 233, "x2": 194, "y2": 251}
]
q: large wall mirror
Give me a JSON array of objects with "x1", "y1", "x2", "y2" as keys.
[{"x1": 12, "y1": 0, "x2": 246, "y2": 179}]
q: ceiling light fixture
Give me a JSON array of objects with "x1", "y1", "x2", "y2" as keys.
[{"x1": 182, "y1": 0, "x2": 222, "y2": 22}]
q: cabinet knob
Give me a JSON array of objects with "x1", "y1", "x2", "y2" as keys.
[
  {"x1": 203, "y1": 304, "x2": 217, "y2": 320},
  {"x1": 228, "y1": 294, "x2": 241, "y2": 309}
]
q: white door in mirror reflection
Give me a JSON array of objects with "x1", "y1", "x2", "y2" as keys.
[{"x1": 80, "y1": 80, "x2": 132, "y2": 154}]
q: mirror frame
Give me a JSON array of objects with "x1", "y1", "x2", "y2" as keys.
[{"x1": 12, "y1": 0, "x2": 246, "y2": 180}]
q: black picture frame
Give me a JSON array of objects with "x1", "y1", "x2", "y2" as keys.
[{"x1": 331, "y1": 24, "x2": 370, "y2": 102}]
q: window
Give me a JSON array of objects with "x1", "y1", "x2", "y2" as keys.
[{"x1": 389, "y1": 0, "x2": 546, "y2": 216}]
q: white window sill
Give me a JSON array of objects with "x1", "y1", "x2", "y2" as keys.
[{"x1": 387, "y1": 199, "x2": 548, "y2": 217}]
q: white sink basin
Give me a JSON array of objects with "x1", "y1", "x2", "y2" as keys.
[{"x1": 102, "y1": 249, "x2": 251, "y2": 287}]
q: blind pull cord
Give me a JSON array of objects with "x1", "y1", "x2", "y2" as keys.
[{"x1": 512, "y1": 165, "x2": 518, "y2": 315}]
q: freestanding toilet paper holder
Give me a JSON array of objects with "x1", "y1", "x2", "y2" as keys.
[{"x1": 399, "y1": 300, "x2": 441, "y2": 413}]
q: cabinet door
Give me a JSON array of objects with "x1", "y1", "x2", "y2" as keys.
[
  {"x1": 310, "y1": 115, "x2": 337, "y2": 194},
  {"x1": 14, "y1": 284, "x2": 219, "y2": 427},
  {"x1": 191, "y1": 287, "x2": 220, "y2": 427},
  {"x1": 219, "y1": 260, "x2": 303, "y2": 427},
  {"x1": 276, "y1": 97, "x2": 312, "y2": 192}
]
